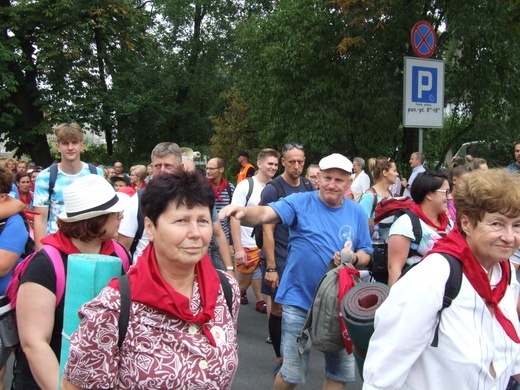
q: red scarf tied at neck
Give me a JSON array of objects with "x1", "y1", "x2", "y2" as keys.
[
  {"x1": 209, "y1": 178, "x2": 228, "y2": 202},
  {"x1": 40, "y1": 230, "x2": 116, "y2": 255},
  {"x1": 428, "y1": 226, "x2": 520, "y2": 343},
  {"x1": 108, "y1": 243, "x2": 221, "y2": 347},
  {"x1": 409, "y1": 202, "x2": 449, "y2": 235}
]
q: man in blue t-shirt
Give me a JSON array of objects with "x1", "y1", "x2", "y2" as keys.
[
  {"x1": 33, "y1": 123, "x2": 102, "y2": 249},
  {"x1": 220, "y1": 153, "x2": 372, "y2": 389},
  {"x1": 506, "y1": 140, "x2": 520, "y2": 173}
]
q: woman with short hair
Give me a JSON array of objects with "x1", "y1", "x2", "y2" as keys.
[
  {"x1": 364, "y1": 169, "x2": 520, "y2": 389},
  {"x1": 129, "y1": 164, "x2": 147, "y2": 191},
  {"x1": 387, "y1": 170, "x2": 452, "y2": 286},
  {"x1": 63, "y1": 171, "x2": 240, "y2": 389}
]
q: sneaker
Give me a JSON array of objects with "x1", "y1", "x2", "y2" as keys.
[
  {"x1": 265, "y1": 335, "x2": 272, "y2": 344},
  {"x1": 256, "y1": 300, "x2": 267, "y2": 314},
  {"x1": 240, "y1": 293, "x2": 249, "y2": 305}
]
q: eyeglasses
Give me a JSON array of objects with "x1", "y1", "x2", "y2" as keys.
[
  {"x1": 206, "y1": 167, "x2": 221, "y2": 171},
  {"x1": 435, "y1": 189, "x2": 451, "y2": 197},
  {"x1": 283, "y1": 143, "x2": 304, "y2": 152}
]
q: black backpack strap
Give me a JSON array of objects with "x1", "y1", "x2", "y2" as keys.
[
  {"x1": 406, "y1": 210, "x2": 422, "y2": 245},
  {"x1": 87, "y1": 163, "x2": 98, "y2": 174},
  {"x1": 430, "y1": 253, "x2": 462, "y2": 347},
  {"x1": 48, "y1": 163, "x2": 58, "y2": 196},
  {"x1": 117, "y1": 274, "x2": 131, "y2": 349},
  {"x1": 217, "y1": 270, "x2": 233, "y2": 317},
  {"x1": 269, "y1": 176, "x2": 286, "y2": 199},
  {"x1": 130, "y1": 188, "x2": 146, "y2": 256},
  {"x1": 245, "y1": 177, "x2": 254, "y2": 206},
  {"x1": 302, "y1": 178, "x2": 314, "y2": 191}
]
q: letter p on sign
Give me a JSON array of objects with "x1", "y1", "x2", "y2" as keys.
[{"x1": 412, "y1": 66, "x2": 437, "y2": 103}]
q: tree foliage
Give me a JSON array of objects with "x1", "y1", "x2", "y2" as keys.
[{"x1": 231, "y1": 0, "x2": 520, "y2": 171}]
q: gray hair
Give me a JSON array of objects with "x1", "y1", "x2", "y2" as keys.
[
  {"x1": 150, "y1": 142, "x2": 182, "y2": 164},
  {"x1": 412, "y1": 152, "x2": 425, "y2": 164},
  {"x1": 353, "y1": 157, "x2": 365, "y2": 168}
]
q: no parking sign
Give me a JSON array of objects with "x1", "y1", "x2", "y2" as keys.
[
  {"x1": 411, "y1": 21, "x2": 436, "y2": 58},
  {"x1": 403, "y1": 21, "x2": 444, "y2": 128}
]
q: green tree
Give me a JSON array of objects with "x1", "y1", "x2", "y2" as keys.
[
  {"x1": 0, "y1": 0, "x2": 155, "y2": 165},
  {"x1": 235, "y1": 0, "x2": 520, "y2": 171}
]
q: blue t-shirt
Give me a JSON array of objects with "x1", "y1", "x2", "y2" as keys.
[
  {"x1": 260, "y1": 177, "x2": 313, "y2": 262},
  {"x1": 0, "y1": 214, "x2": 28, "y2": 294},
  {"x1": 270, "y1": 192, "x2": 372, "y2": 311},
  {"x1": 33, "y1": 163, "x2": 103, "y2": 234}
]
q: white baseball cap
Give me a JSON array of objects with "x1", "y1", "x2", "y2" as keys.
[{"x1": 319, "y1": 153, "x2": 353, "y2": 174}]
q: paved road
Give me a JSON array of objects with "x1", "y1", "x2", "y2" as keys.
[
  {"x1": 232, "y1": 289, "x2": 364, "y2": 389},
  {"x1": 3, "y1": 289, "x2": 364, "y2": 389}
]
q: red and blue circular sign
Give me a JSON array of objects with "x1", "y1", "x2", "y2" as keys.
[{"x1": 411, "y1": 21, "x2": 437, "y2": 58}]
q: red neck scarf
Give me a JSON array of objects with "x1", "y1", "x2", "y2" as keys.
[
  {"x1": 17, "y1": 190, "x2": 31, "y2": 206},
  {"x1": 40, "y1": 230, "x2": 116, "y2": 255},
  {"x1": 410, "y1": 202, "x2": 449, "y2": 234},
  {"x1": 208, "y1": 178, "x2": 228, "y2": 202},
  {"x1": 428, "y1": 227, "x2": 520, "y2": 343},
  {"x1": 108, "y1": 243, "x2": 221, "y2": 346}
]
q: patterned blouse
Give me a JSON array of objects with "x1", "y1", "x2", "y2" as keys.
[{"x1": 64, "y1": 274, "x2": 240, "y2": 389}]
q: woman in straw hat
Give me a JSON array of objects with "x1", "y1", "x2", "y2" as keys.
[
  {"x1": 13, "y1": 174, "x2": 130, "y2": 390},
  {"x1": 62, "y1": 171, "x2": 240, "y2": 389}
]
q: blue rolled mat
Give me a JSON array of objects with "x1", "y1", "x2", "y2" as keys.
[
  {"x1": 341, "y1": 282, "x2": 389, "y2": 379},
  {"x1": 59, "y1": 254, "x2": 122, "y2": 379}
]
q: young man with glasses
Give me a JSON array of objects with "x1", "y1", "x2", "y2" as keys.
[{"x1": 206, "y1": 157, "x2": 235, "y2": 272}]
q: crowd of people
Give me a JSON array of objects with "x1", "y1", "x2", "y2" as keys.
[{"x1": 2, "y1": 122, "x2": 520, "y2": 389}]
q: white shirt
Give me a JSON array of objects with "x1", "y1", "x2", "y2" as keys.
[
  {"x1": 403, "y1": 165, "x2": 426, "y2": 197},
  {"x1": 231, "y1": 176, "x2": 265, "y2": 248},
  {"x1": 363, "y1": 254, "x2": 520, "y2": 390},
  {"x1": 118, "y1": 192, "x2": 146, "y2": 264},
  {"x1": 351, "y1": 170, "x2": 370, "y2": 202}
]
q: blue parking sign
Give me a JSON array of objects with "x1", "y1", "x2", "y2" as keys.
[
  {"x1": 403, "y1": 57, "x2": 444, "y2": 128},
  {"x1": 412, "y1": 66, "x2": 437, "y2": 103}
]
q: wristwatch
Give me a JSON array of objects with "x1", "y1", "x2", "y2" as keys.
[{"x1": 226, "y1": 266, "x2": 234, "y2": 271}]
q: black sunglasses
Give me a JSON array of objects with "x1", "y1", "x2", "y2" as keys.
[{"x1": 283, "y1": 143, "x2": 304, "y2": 152}]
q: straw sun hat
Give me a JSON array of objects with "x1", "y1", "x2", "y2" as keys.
[{"x1": 58, "y1": 174, "x2": 125, "y2": 222}]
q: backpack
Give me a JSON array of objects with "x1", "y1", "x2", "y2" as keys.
[
  {"x1": 116, "y1": 269, "x2": 234, "y2": 347},
  {"x1": 298, "y1": 254, "x2": 359, "y2": 357},
  {"x1": 5, "y1": 240, "x2": 130, "y2": 309},
  {"x1": 0, "y1": 213, "x2": 35, "y2": 259},
  {"x1": 370, "y1": 197, "x2": 422, "y2": 284},
  {"x1": 48, "y1": 163, "x2": 98, "y2": 220},
  {"x1": 251, "y1": 176, "x2": 314, "y2": 249}
]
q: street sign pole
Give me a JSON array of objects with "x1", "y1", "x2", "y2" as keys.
[{"x1": 405, "y1": 21, "x2": 442, "y2": 154}]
